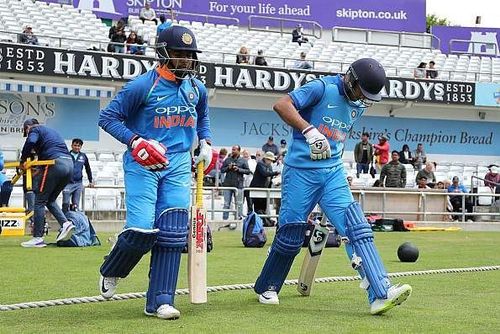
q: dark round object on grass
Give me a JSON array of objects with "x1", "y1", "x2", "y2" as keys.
[{"x1": 397, "y1": 242, "x2": 419, "y2": 262}]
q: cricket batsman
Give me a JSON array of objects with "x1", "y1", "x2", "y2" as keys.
[
  {"x1": 97, "y1": 26, "x2": 214, "y2": 319},
  {"x1": 254, "y1": 58, "x2": 412, "y2": 315}
]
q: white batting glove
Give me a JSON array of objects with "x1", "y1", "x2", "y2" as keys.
[
  {"x1": 302, "y1": 125, "x2": 331, "y2": 160},
  {"x1": 194, "y1": 139, "x2": 213, "y2": 168}
]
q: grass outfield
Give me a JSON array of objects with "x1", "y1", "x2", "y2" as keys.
[{"x1": 1, "y1": 231, "x2": 500, "y2": 333}]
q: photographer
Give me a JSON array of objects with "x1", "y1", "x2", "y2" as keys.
[{"x1": 221, "y1": 145, "x2": 250, "y2": 220}]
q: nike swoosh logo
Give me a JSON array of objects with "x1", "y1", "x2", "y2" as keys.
[
  {"x1": 157, "y1": 96, "x2": 168, "y2": 101},
  {"x1": 101, "y1": 281, "x2": 109, "y2": 293},
  {"x1": 327, "y1": 104, "x2": 337, "y2": 109}
]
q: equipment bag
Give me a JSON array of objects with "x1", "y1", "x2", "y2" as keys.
[
  {"x1": 242, "y1": 211, "x2": 267, "y2": 247},
  {"x1": 56, "y1": 211, "x2": 101, "y2": 247}
]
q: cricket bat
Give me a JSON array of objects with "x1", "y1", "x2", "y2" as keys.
[
  {"x1": 188, "y1": 161, "x2": 207, "y2": 304},
  {"x1": 297, "y1": 215, "x2": 330, "y2": 296}
]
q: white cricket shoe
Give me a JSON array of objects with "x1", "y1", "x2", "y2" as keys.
[
  {"x1": 258, "y1": 291, "x2": 279, "y2": 305},
  {"x1": 21, "y1": 237, "x2": 47, "y2": 248},
  {"x1": 99, "y1": 276, "x2": 119, "y2": 299},
  {"x1": 56, "y1": 221, "x2": 75, "y2": 242},
  {"x1": 144, "y1": 304, "x2": 180, "y2": 320},
  {"x1": 370, "y1": 284, "x2": 412, "y2": 315}
]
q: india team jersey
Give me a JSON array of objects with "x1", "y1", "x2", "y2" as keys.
[
  {"x1": 286, "y1": 75, "x2": 365, "y2": 168},
  {"x1": 99, "y1": 69, "x2": 211, "y2": 153}
]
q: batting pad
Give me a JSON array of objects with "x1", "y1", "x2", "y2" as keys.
[
  {"x1": 100, "y1": 227, "x2": 158, "y2": 278},
  {"x1": 254, "y1": 222, "x2": 307, "y2": 294},
  {"x1": 146, "y1": 208, "x2": 188, "y2": 312},
  {"x1": 345, "y1": 202, "x2": 391, "y2": 299}
]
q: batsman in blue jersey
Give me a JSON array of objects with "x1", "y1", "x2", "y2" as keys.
[
  {"x1": 254, "y1": 58, "x2": 412, "y2": 315},
  {"x1": 98, "y1": 26, "x2": 214, "y2": 320}
]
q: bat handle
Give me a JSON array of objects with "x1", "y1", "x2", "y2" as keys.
[{"x1": 196, "y1": 161, "x2": 204, "y2": 207}]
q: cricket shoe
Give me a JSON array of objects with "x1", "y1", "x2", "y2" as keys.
[
  {"x1": 21, "y1": 237, "x2": 47, "y2": 248},
  {"x1": 144, "y1": 304, "x2": 180, "y2": 320},
  {"x1": 258, "y1": 290, "x2": 279, "y2": 305},
  {"x1": 56, "y1": 221, "x2": 75, "y2": 242},
  {"x1": 99, "y1": 276, "x2": 119, "y2": 299},
  {"x1": 370, "y1": 283, "x2": 412, "y2": 315}
]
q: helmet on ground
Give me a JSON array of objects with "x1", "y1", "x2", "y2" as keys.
[
  {"x1": 156, "y1": 25, "x2": 202, "y2": 79},
  {"x1": 344, "y1": 58, "x2": 386, "y2": 107}
]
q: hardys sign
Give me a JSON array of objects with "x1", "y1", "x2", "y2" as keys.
[
  {"x1": 0, "y1": 43, "x2": 156, "y2": 81},
  {"x1": 0, "y1": 42, "x2": 475, "y2": 105}
]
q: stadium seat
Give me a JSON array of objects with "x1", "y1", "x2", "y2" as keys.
[
  {"x1": 95, "y1": 188, "x2": 120, "y2": 210},
  {"x1": 477, "y1": 186, "x2": 494, "y2": 206}
]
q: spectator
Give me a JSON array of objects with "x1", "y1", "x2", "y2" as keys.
[
  {"x1": 250, "y1": 152, "x2": 280, "y2": 226},
  {"x1": 415, "y1": 176, "x2": 431, "y2": 189},
  {"x1": 0, "y1": 150, "x2": 10, "y2": 207},
  {"x1": 19, "y1": 24, "x2": 38, "y2": 45},
  {"x1": 379, "y1": 151, "x2": 406, "y2": 188},
  {"x1": 261, "y1": 136, "x2": 279, "y2": 156},
  {"x1": 255, "y1": 150, "x2": 263, "y2": 161},
  {"x1": 221, "y1": 145, "x2": 250, "y2": 220},
  {"x1": 414, "y1": 62, "x2": 426, "y2": 78},
  {"x1": 126, "y1": 31, "x2": 145, "y2": 55},
  {"x1": 157, "y1": 14, "x2": 172, "y2": 35},
  {"x1": 109, "y1": 26, "x2": 126, "y2": 53},
  {"x1": 347, "y1": 176, "x2": 353, "y2": 188},
  {"x1": 211, "y1": 147, "x2": 227, "y2": 188},
  {"x1": 426, "y1": 61, "x2": 438, "y2": 79},
  {"x1": 399, "y1": 144, "x2": 413, "y2": 165},
  {"x1": 373, "y1": 135, "x2": 390, "y2": 174},
  {"x1": 413, "y1": 143, "x2": 427, "y2": 171},
  {"x1": 291, "y1": 24, "x2": 313, "y2": 46},
  {"x1": 484, "y1": 165, "x2": 500, "y2": 190},
  {"x1": 108, "y1": 19, "x2": 125, "y2": 40},
  {"x1": 236, "y1": 46, "x2": 250, "y2": 64},
  {"x1": 435, "y1": 181, "x2": 445, "y2": 189},
  {"x1": 19, "y1": 119, "x2": 74, "y2": 248},
  {"x1": 62, "y1": 138, "x2": 93, "y2": 213},
  {"x1": 415, "y1": 162, "x2": 436, "y2": 184},
  {"x1": 294, "y1": 52, "x2": 313, "y2": 70},
  {"x1": 254, "y1": 49, "x2": 268, "y2": 66},
  {"x1": 448, "y1": 176, "x2": 472, "y2": 221},
  {"x1": 354, "y1": 132, "x2": 373, "y2": 178},
  {"x1": 140, "y1": 2, "x2": 157, "y2": 25},
  {"x1": 279, "y1": 139, "x2": 288, "y2": 157},
  {"x1": 242, "y1": 149, "x2": 257, "y2": 215}
]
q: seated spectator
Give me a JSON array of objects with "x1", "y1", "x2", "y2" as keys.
[
  {"x1": 379, "y1": 151, "x2": 406, "y2": 188},
  {"x1": 20, "y1": 24, "x2": 38, "y2": 45},
  {"x1": 347, "y1": 176, "x2": 353, "y2": 188},
  {"x1": 447, "y1": 176, "x2": 473, "y2": 221},
  {"x1": 108, "y1": 19, "x2": 125, "y2": 39},
  {"x1": 415, "y1": 162, "x2": 436, "y2": 184},
  {"x1": 279, "y1": 139, "x2": 288, "y2": 157},
  {"x1": 399, "y1": 144, "x2": 413, "y2": 164},
  {"x1": 157, "y1": 14, "x2": 172, "y2": 35},
  {"x1": 414, "y1": 62, "x2": 427, "y2": 79},
  {"x1": 261, "y1": 136, "x2": 279, "y2": 156},
  {"x1": 412, "y1": 143, "x2": 427, "y2": 170},
  {"x1": 236, "y1": 46, "x2": 250, "y2": 64},
  {"x1": 435, "y1": 181, "x2": 445, "y2": 190},
  {"x1": 126, "y1": 31, "x2": 145, "y2": 55},
  {"x1": 415, "y1": 176, "x2": 431, "y2": 189},
  {"x1": 109, "y1": 27, "x2": 126, "y2": 53},
  {"x1": 426, "y1": 61, "x2": 438, "y2": 79},
  {"x1": 484, "y1": 165, "x2": 500, "y2": 190},
  {"x1": 291, "y1": 24, "x2": 313, "y2": 46},
  {"x1": 140, "y1": 2, "x2": 157, "y2": 25},
  {"x1": 294, "y1": 52, "x2": 313, "y2": 70},
  {"x1": 254, "y1": 49, "x2": 268, "y2": 66}
]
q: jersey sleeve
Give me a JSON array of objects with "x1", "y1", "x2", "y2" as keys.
[
  {"x1": 288, "y1": 79, "x2": 325, "y2": 111},
  {"x1": 21, "y1": 129, "x2": 40, "y2": 162},
  {"x1": 98, "y1": 74, "x2": 151, "y2": 146},
  {"x1": 194, "y1": 80, "x2": 212, "y2": 142}
]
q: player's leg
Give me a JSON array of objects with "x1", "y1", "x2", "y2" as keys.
[
  {"x1": 320, "y1": 166, "x2": 411, "y2": 314},
  {"x1": 145, "y1": 152, "x2": 191, "y2": 319},
  {"x1": 99, "y1": 153, "x2": 159, "y2": 298},
  {"x1": 254, "y1": 166, "x2": 321, "y2": 303},
  {"x1": 71, "y1": 182, "x2": 83, "y2": 211},
  {"x1": 62, "y1": 183, "x2": 72, "y2": 213},
  {"x1": 222, "y1": 188, "x2": 233, "y2": 220}
]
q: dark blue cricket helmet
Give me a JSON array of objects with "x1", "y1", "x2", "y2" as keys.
[
  {"x1": 156, "y1": 25, "x2": 202, "y2": 78},
  {"x1": 344, "y1": 58, "x2": 386, "y2": 107}
]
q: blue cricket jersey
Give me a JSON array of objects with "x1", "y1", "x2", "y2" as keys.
[
  {"x1": 99, "y1": 69, "x2": 212, "y2": 153},
  {"x1": 286, "y1": 75, "x2": 365, "y2": 168}
]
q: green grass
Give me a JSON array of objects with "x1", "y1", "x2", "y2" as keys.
[{"x1": 1, "y1": 231, "x2": 500, "y2": 333}]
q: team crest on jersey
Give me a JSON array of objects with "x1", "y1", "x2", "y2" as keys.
[
  {"x1": 351, "y1": 110, "x2": 357, "y2": 118},
  {"x1": 188, "y1": 92, "x2": 195, "y2": 100},
  {"x1": 182, "y1": 33, "x2": 193, "y2": 45}
]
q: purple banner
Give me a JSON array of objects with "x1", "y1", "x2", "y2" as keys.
[
  {"x1": 50, "y1": 0, "x2": 425, "y2": 32},
  {"x1": 432, "y1": 26, "x2": 500, "y2": 56}
]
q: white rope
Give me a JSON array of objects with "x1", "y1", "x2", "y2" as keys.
[{"x1": 1, "y1": 265, "x2": 498, "y2": 312}]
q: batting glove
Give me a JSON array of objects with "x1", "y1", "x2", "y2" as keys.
[
  {"x1": 130, "y1": 137, "x2": 169, "y2": 170},
  {"x1": 194, "y1": 139, "x2": 214, "y2": 172},
  {"x1": 302, "y1": 125, "x2": 331, "y2": 160}
]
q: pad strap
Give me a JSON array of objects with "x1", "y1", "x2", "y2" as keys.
[
  {"x1": 345, "y1": 202, "x2": 390, "y2": 299},
  {"x1": 100, "y1": 228, "x2": 158, "y2": 278}
]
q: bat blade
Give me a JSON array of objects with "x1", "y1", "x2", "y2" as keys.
[{"x1": 297, "y1": 217, "x2": 329, "y2": 296}]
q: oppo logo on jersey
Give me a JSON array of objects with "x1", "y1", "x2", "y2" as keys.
[
  {"x1": 155, "y1": 105, "x2": 196, "y2": 116},
  {"x1": 322, "y1": 116, "x2": 351, "y2": 131}
]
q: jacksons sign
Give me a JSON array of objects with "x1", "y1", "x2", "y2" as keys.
[{"x1": 0, "y1": 43, "x2": 475, "y2": 105}]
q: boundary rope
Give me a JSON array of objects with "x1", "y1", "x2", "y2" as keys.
[{"x1": 1, "y1": 265, "x2": 498, "y2": 311}]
